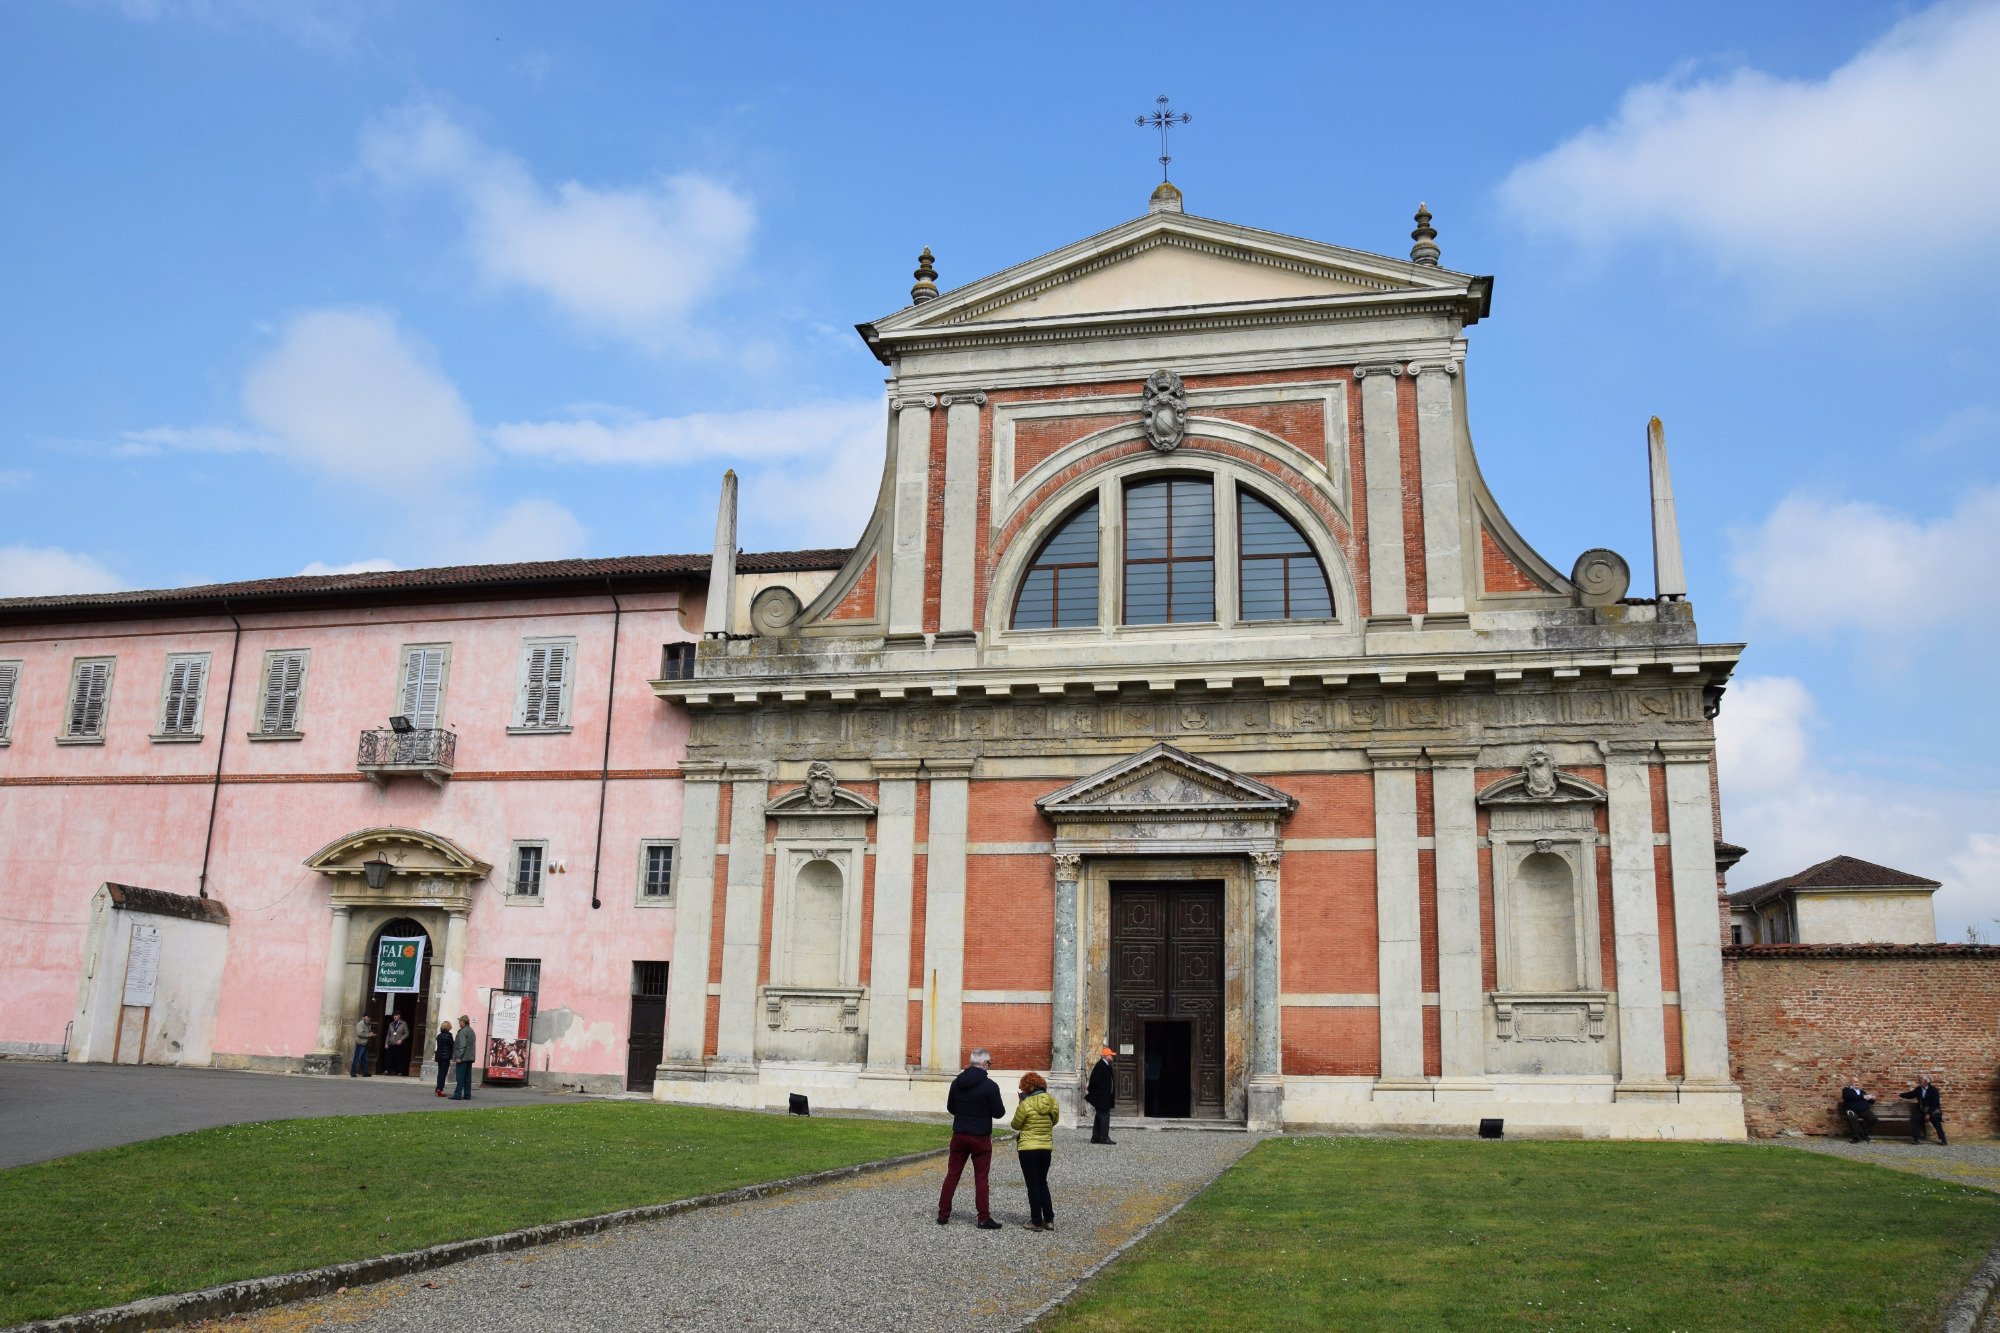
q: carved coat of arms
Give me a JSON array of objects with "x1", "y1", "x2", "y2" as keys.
[{"x1": 1142, "y1": 369, "x2": 1187, "y2": 451}]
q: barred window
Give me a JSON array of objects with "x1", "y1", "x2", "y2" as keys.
[
  {"x1": 1238, "y1": 490, "x2": 1333, "y2": 620},
  {"x1": 503, "y1": 957, "x2": 541, "y2": 1004},
  {"x1": 1124, "y1": 477, "x2": 1214, "y2": 625},
  {"x1": 1011, "y1": 500, "x2": 1099, "y2": 629}
]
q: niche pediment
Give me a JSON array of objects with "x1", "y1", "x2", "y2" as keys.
[
  {"x1": 1477, "y1": 748, "x2": 1606, "y2": 807},
  {"x1": 766, "y1": 762, "x2": 878, "y2": 819},
  {"x1": 304, "y1": 826, "x2": 491, "y2": 911}
]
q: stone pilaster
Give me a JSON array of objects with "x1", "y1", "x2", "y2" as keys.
[
  {"x1": 921, "y1": 759, "x2": 972, "y2": 1071},
  {"x1": 936, "y1": 394, "x2": 984, "y2": 640},
  {"x1": 1412, "y1": 362, "x2": 1467, "y2": 617},
  {"x1": 1603, "y1": 741, "x2": 1669, "y2": 1090},
  {"x1": 1049, "y1": 852, "x2": 1083, "y2": 1102},
  {"x1": 438, "y1": 907, "x2": 468, "y2": 1036},
  {"x1": 1370, "y1": 746, "x2": 1426, "y2": 1085},
  {"x1": 1248, "y1": 849, "x2": 1285, "y2": 1129},
  {"x1": 311, "y1": 905, "x2": 353, "y2": 1071},
  {"x1": 660, "y1": 768, "x2": 722, "y2": 1074},
  {"x1": 713, "y1": 775, "x2": 769, "y2": 1072},
  {"x1": 886, "y1": 395, "x2": 936, "y2": 640},
  {"x1": 1356, "y1": 365, "x2": 1408, "y2": 625},
  {"x1": 1661, "y1": 741, "x2": 1732, "y2": 1085},
  {"x1": 864, "y1": 762, "x2": 921, "y2": 1071},
  {"x1": 1428, "y1": 745, "x2": 1487, "y2": 1083}
]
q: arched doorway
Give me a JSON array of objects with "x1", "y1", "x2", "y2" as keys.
[{"x1": 362, "y1": 917, "x2": 434, "y2": 1077}]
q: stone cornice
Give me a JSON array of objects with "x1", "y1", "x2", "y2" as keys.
[
  {"x1": 1656, "y1": 739, "x2": 1715, "y2": 763},
  {"x1": 1365, "y1": 746, "x2": 1427, "y2": 769}
]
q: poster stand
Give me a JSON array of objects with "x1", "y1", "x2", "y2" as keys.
[{"x1": 484, "y1": 988, "x2": 535, "y2": 1086}]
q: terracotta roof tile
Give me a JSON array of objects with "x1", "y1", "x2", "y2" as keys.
[{"x1": 1727, "y1": 854, "x2": 1942, "y2": 908}]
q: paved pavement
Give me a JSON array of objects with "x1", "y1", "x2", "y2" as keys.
[
  {"x1": 211, "y1": 1127, "x2": 1258, "y2": 1333},
  {"x1": 0, "y1": 1060, "x2": 546, "y2": 1168},
  {"x1": 1779, "y1": 1135, "x2": 2000, "y2": 1193}
]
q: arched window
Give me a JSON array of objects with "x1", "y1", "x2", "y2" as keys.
[
  {"x1": 1124, "y1": 477, "x2": 1214, "y2": 624},
  {"x1": 1011, "y1": 500, "x2": 1099, "y2": 629},
  {"x1": 1238, "y1": 490, "x2": 1333, "y2": 620}
]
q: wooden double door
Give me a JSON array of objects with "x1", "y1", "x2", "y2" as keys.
[{"x1": 1109, "y1": 882, "x2": 1225, "y2": 1118}]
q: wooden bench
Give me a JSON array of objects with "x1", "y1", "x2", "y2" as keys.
[{"x1": 1835, "y1": 1099, "x2": 1916, "y2": 1140}]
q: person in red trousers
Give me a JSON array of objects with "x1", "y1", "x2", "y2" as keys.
[{"x1": 937, "y1": 1048, "x2": 1007, "y2": 1229}]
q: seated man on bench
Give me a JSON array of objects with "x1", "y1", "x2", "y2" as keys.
[{"x1": 1839, "y1": 1079, "x2": 1879, "y2": 1143}]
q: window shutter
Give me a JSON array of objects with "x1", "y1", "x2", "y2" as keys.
[
  {"x1": 0, "y1": 662, "x2": 18, "y2": 737},
  {"x1": 69, "y1": 661, "x2": 110, "y2": 737},
  {"x1": 522, "y1": 645, "x2": 550, "y2": 727},
  {"x1": 541, "y1": 642, "x2": 568, "y2": 726},
  {"x1": 402, "y1": 649, "x2": 444, "y2": 728},
  {"x1": 263, "y1": 651, "x2": 305, "y2": 732},
  {"x1": 162, "y1": 657, "x2": 205, "y2": 735}
]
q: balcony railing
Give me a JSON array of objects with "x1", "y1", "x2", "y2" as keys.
[{"x1": 357, "y1": 727, "x2": 456, "y2": 788}]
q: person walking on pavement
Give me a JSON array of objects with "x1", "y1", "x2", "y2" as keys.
[
  {"x1": 1086, "y1": 1046, "x2": 1118, "y2": 1144},
  {"x1": 433, "y1": 1020, "x2": 456, "y2": 1097},
  {"x1": 1900, "y1": 1075, "x2": 1947, "y2": 1144},
  {"x1": 937, "y1": 1048, "x2": 1006, "y2": 1229},
  {"x1": 1011, "y1": 1071, "x2": 1061, "y2": 1232},
  {"x1": 348, "y1": 1014, "x2": 375, "y2": 1077},
  {"x1": 384, "y1": 1013, "x2": 411, "y2": 1077},
  {"x1": 449, "y1": 1014, "x2": 477, "y2": 1100}
]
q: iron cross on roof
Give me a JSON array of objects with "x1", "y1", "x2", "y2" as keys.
[{"x1": 1136, "y1": 95, "x2": 1191, "y2": 182}]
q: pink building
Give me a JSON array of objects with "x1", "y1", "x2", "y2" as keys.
[{"x1": 0, "y1": 551, "x2": 841, "y2": 1090}]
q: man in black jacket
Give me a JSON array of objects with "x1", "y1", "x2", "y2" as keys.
[
  {"x1": 937, "y1": 1048, "x2": 1006, "y2": 1229},
  {"x1": 1840, "y1": 1080, "x2": 1878, "y2": 1142},
  {"x1": 1086, "y1": 1046, "x2": 1118, "y2": 1144},
  {"x1": 1900, "y1": 1076, "x2": 1947, "y2": 1144}
]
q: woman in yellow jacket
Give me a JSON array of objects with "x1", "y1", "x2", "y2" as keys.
[{"x1": 1011, "y1": 1071, "x2": 1061, "y2": 1231}]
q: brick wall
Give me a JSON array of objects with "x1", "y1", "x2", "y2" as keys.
[{"x1": 1723, "y1": 944, "x2": 2000, "y2": 1137}]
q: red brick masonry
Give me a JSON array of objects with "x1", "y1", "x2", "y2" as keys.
[{"x1": 1722, "y1": 944, "x2": 2000, "y2": 1138}]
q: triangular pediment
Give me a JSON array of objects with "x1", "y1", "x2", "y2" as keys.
[
  {"x1": 1039, "y1": 743, "x2": 1298, "y2": 817},
  {"x1": 866, "y1": 211, "x2": 1482, "y2": 346}
]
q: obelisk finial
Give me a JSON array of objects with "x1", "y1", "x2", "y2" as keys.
[
  {"x1": 702, "y1": 469, "x2": 739, "y2": 637},
  {"x1": 1647, "y1": 417, "x2": 1687, "y2": 601},
  {"x1": 910, "y1": 248, "x2": 939, "y2": 304},
  {"x1": 1410, "y1": 202, "x2": 1440, "y2": 266}
]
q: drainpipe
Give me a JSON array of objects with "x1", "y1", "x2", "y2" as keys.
[
  {"x1": 587, "y1": 580, "x2": 623, "y2": 910},
  {"x1": 196, "y1": 598, "x2": 243, "y2": 899}
]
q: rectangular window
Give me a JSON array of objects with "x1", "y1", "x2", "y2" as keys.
[
  {"x1": 154, "y1": 652, "x2": 211, "y2": 740},
  {"x1": 503, "y1": 957, "x2": 542, "y2": 1004},
  {"x1": 62, "y1": 657, "x2": 115, "y2": 741},
  {"x1": 638, "y1": 840, "x2": 677, "y2": 904},
  {"x1": 255, "y1": 649, "x2": 309, "y2": 736},
  {"x1": 396, "y1": 645, "x2": 449, "y2": 729},
  {"x1": 0, "y1": 659, "x2": 20, "y2": 744},
  {"x1": 509, "y1": 841, "x2": 546, "y2": 900},
  {"x1": 513, "y1": 637, "x2": 575, "y2": 731},
  {"x1": 660, "y1": 642, "x2": 696, "y2": 680}
]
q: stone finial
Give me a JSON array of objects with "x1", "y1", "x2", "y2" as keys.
[
  {"x1": 910, "y1": 248, "x2": 939, "y2": 304},
  {"x1": 1149, "y1": 180, "x2": 1185, "y2": 215},
  {"x1": 702, "y1": 468, "x2": 738, "y2": 638},
  {"x1": 1410, "y1": 202, "x2": 1440, "y2": 266},
  {"x1": 1647, "y1": 416, "x2": 1688, "y2": 601}
]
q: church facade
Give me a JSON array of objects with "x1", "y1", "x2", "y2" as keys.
[
  {"x1": 658, "y1": 185, "x2": 1745, "y2": 1137},
  {"x1": 0, "y1": 187, "x2": 1745, "y2": 1136}
]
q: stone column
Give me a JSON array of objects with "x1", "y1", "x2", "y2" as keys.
[
  {"x1": 936, "y1": 394, "x2": 984, "y2": 640},
  {"x1": 713, "y1": 775, "x2": 770, "y2": 1072},
  {"x1": 313, "y1": 905, "x2": 354, "y2": 1069},
  {"x1": 921, "y1": 761, "x2": 971, "y2": 1071},
  {"x1": 1412, "y1": 363, "x2": 1467, "y2": 617},
  {"x1": 886, "y1": 395, "x2": 936, "y2": 640},
  {"x1": 1428, "y1": 746, "x2": 1487, "y2": 1083},
  {"x1": 1603, "y1": 741, "x2": 1669, "y2": 1089},
  {"x1": 1356, "y1": 365, "x2": 1408, "y2": 625},
  {"x1": 1248, "y1": 849, "x2": 1285, "y2": 1128},
  {"x1": 662, "y1": 770, "x2": 723, "y2": 1074},
  {"x1": 1049, "y1": 852, "x2": 1083, "y2": 1106},
  {"x1": 438, "y1": 906, "x2": 468, "y2": 1029},
  {"x1": 1370, "y1": 747, "x2": 1426, "y2": 1085},
  {"x1": 1661, "y1": 741, "x2": 1731, "y2": 1084},
  {"x1": 864, "y1": 764, "x2": 920, "y2": 1072}
]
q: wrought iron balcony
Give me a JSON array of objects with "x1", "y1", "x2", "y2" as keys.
[{"x1": 357, "y1": 727, "x2": 456, "y2": 788}]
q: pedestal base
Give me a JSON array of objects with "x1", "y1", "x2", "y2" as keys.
[
  {"x1": 301, "y1": 1053, "x2": 335, "y2": 1076},
  {"x1": 1248, "y1": 1076, "x2": 1285, "y2": 1131}
]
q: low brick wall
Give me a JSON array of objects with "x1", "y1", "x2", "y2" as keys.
[{"x1": 1723, "y1": 944, "x2": 2000, "y2": 1138}]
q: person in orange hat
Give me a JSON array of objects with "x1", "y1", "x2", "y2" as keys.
[{"x1": 1085, "y1": 1046, "x2": 1118, "y2": 1144}]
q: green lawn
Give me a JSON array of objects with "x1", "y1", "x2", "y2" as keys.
[
  {"x1": 1043, "y1": 1138, "x2": 2000, "y2": 1333},
  {"x1": 0, "y1": 1101, "x2": 938, "y2": 1325}
]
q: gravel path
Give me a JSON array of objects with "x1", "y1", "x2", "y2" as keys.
[
  {"x1": 205, "y1": 1126, "x2": 1258, "y2": 1333},
  {"x1": 1777, "y1": 1136, "x2": 2000, "y2": 1193}
]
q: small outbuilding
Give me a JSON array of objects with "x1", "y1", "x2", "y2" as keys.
[{"x1": 1727, "y1": 855, "x2": 1941, "y2": 945}]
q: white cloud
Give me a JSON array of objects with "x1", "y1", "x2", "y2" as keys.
[
  {"x1": 298, "y1": 558, "x2": 397, "y2": 576},
  {"x1": 0, "y1": 545, "x2": 125, "y2": 598},
  {"x1": 1718, "y1": 674, "x2": 2000, "y2": 943},
  {"x1": 81, "y1": 0, "x2": 379, "y2": 51},
  {"x1": 0, "y1": 470, "x2": 28, "y2": 488},
  {"x1": 1730, "y1": 486, "x2": 2000, "y2": 641},
  {"x1": 360, "y1": 104, "x2": 755, "y2": 344},
  {"x1": 1500, "y1": 0, "x2": 2000, "y2": 292},
  {"x1": 444, "y1": 498, "x2": 589, "y2": 565}
]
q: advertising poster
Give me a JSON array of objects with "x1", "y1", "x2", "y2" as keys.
[
  {"x1": 484, "y1": 989, "x2": 534, "y2": 1083},
  {"x1": 374, "y1": 936, "x2": 426, "y2": 994}
]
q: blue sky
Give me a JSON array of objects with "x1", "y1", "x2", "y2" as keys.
[{"x1": 3, "y1": 0, "x2": 1997, "y2": 937}]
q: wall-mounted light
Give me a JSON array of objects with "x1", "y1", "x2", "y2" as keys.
[
  {"x1": 361, "y1": 856, "x2": 395, "y2": 890},
  {"x1": 389, "y1": 715, "x2": 414, "y2": 734}
]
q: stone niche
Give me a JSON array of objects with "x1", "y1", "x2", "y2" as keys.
[
  {"x1": 759, "y1": 763, "x2": 872, "y2": 1063},
  {"x1": 1477, "y1": 749, "x2": 1616, "y2": 1078}
]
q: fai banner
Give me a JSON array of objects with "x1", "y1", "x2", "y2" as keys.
[
  {"x1": 374, "y1": 936, "x2": 426, "y2": 994},
  {"x1": 485, "y1": 989, "x2": 534, "y2": 1083}
]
